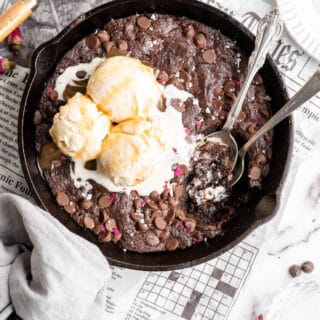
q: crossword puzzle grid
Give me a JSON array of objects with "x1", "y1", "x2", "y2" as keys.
[{"x1": 137, "y1": 242, "x2": 258, "y2": 320}]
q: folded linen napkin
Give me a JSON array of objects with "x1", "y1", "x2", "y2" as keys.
[{"x1": 0, "y1": 193, "x2": 111, "y2": 320}]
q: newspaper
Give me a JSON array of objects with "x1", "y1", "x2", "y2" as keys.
[{"x1": 1, "y1": 0, "x2": 320, "y2": 319}]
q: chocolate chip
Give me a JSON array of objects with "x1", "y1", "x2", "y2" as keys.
[
  {"x1": 137, "y1": 16, "x2": 151, "y2": 30},
  {"x1": 145, "y1": 233, "x2": 160, "y2": 247},
  {"x1": 130, "y1": 211, "x2": 143, "y2": 222},
  {"x1": 134, "y1": 198, "x2": 142, "y2": 209},
  {"x1": 165, "y1": 238, "x2": 179, "y2": 251},
  {"x1": 102, "y1": 41, "x2": 115, "y2": 53},
  {"x1": 105, "y1": 218, "x2": 117, "y2": 232},
  {"x1": 80, "y1": 198, "x2": 92, "y2": 210},
  {"x1": 136, "y1": 221, "x2": 148, "y2": 231},
  {"x1": 64, "y1": 202, "x2": 76, "y2": 215},
  {"x1": 117, "y1": 39, "x2": 128, "y2": 51},
  {"x1": 98, "y1": 195, "x2": 111, "y2": 208},
  {"x1": 203, "y1": 49, "x2": 216, "y2": 64},
  {"x1": 83, "y1": 215, "x2": 95, "y2": 229},
  {"x1": 86, "y1": 35, "x2": 101, "y2": 49},
  {"x1": 260, "y1": 107, "x2": 270, "y2": 119},
  {"x1": 255, "y1": 92, "x2": 264, "y2": 104},
  {"x1": 175, "y1": 208, "x2": 186, "y2": 220},
  {"x1": 76, "y1": 70, "x2": 87, "y2": 79},
  {"x1": 168, "y1": 196, "x2": 179, "y2": 208},
  {"x1": 174, "y1": 185, "x2": 184, "y2": 197},
  {"x1": 56, "y1": 192, "x2": 69, "y2": 206},
  {"x1": 256, "y1": 153, "x2": 267, "y2": 165},
  {"x1": 33, "y1": 110, "x2": 42, "y2": 125},
  {"x1": 93, "y1": 224, "x2": 100, "y2": 235},
  {"x1": 185, "y1": 219, "x2": 196, "y2": 233},
  {"x1": 253, "y1": 73, "x2": 263, "y2": 85},
  {"x1": 157, "y1": 70, "x2": 169, "y2": 84},
  {"x1": 184, "y1": 25, "x2": 195, "y2": 39},
  {"x1": 247, "y1": 124, "x2": 257, "y2": 135},
  {"x1": 289, "y1": 264, "x2": 301, "y2": 278},
  {"x1": 159, "y1": 230, "x2": 169, "y2": 241},
  {"x1": 165, "y1": 209, "x2": 175, "y2": 223},
  {"x1": 224, "y1": 80, "x2": 235, "y2": 95},
  {"x1": 218, "y1": 110, "x2": 227, "y2": 120},
  {"x1": 237, "y1": 110, "x2": 247, "y2": 122},
  {"x1": 99, "y1": 211, "x2": 109, "y2": 224},
  {"x1": 301, "y1": 261, "x2": 314, "y2": 273},
  {"x1": 151, "y1": 210, "x2": 162, "y2": 220},
  {"x1": 146, "y1": 199, "x2": 159, "y2": 211},
  {"x1": 214, "y1": 86, "x2": 223, "y2": 97},
  {"x1": 161, "y1": 189, "x2": 170, "y2": 200},
  {"x1": 194, "y1": 33, "x2": 207, "y2": 48},
  {"x1": 149, "y1": 191, "x2": 160, "y2": 202},
  {"x1": 154, "y1": 216, "x2": 167, "y2": 230},
  {"x1": 249, "y1": 166, "x2": 261, "y2": 180},
  {"x1": 98, "y1": 231, "x2": 112, "y2": 243},
  {"x1": 96, "y1": 30, "x2": 110, "y2": 42},
  {"x1": 48, "y1": 90, "x2": 58, "y2": 101}
]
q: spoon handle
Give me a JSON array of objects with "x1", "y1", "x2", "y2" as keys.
[
  {"x1": 239, "y1": 69, "x2": 320, "y2": 157},
  {"x1": 222, "y1": 8, "x2": 283, "y2": 132}
]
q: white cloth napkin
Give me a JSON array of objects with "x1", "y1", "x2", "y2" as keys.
[{"x1": 0, "y1": 193, "x2": 111, "y2": 320}]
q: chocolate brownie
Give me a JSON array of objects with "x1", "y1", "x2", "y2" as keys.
[{"x1": 34, "y1": 14, "x2": 272, "y2": 253}]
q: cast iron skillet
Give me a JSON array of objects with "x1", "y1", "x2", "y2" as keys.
[{"x1": 18, "y1": 0, "x2": 292, "y2": 271}]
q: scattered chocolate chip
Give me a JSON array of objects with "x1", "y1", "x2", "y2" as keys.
[
  {"x1": 218, "y1": 110, "x2": 227, "y2": 120},
  {"x1": 80, "y1": 198, "x2": 92, "y2": 210},
  {"x1": 145, "y1": 233, "x2": 160, "y2": 247},
  {"x1": 64, "y1": 202, "x2": 76, "y2": 215},
  {"x1": 33, "y1": 110, "x2": 42, "y2": 125},
  {"x1": 130, "y1": 211, "x2": 143, "y2": 222},
  {"x1": 256, "y1": 153, "x2": 267, "y2": 165},
  {"x1": 146, "y1": 199, "x2": 159, "y2": 211},
  {"x1": 96, "y1": 30, "x2": 110, "y2": 42},
  {"x1": 158, "y1": 200, "x2": 168, "y2": 212},
  {"x1": 165, "y1": 238, "x2": 179, "y2": 251},
  {"x1": 159, "y1": 230, "x2": 169, "y2": 241},
  {"x1": 134, "y1": 198, "x2": 142, "y2": 209},
  {"x1": 184, "y1": 25, "x2": 195, "y2": 39},
  {"x1": 56, "y1": 192, "x2": 69, "y2": 206},
  {"x1": 83, "y1": 215, "x2": 95, "y2": 229},
  {"x1": 105, "y1": 218, "x2": 117, "y2": 232},
  {"x1": 137, "y1": 16, "x2": 151, "y2": 30},
  {"x1": 175, "y1": 208, "x2": 186, "y2": 220},
  {"x1": 151, "y1": 210, "x2": 162, "y2": 220},
  {"x1": 301, "y1": 261, "x2": 314, "y2": 273},
  {"x1": 253, "y1": 73, "x2": 263, "y2": 85},
  {"x1": 117, "y1": 39, "x2": 128, "y2": 51},
  {"x1": 76, "y1": 70, "x2": 87, "y2": 79},
  {"x1": 214, "y1": 86, "x2": 223, "y2": 97},
  {"x1": 255, "y1": 92, "x2": 264, "y2": 104},
  {"x1": 289, "y1": 264, "x2": 301, "y2": 278},
  {"x1": 99, "y1": 211, "x2": 109, "y2": 224},
  {"x1": 165, "y1": 209, "x2": 175, "y2": 223},
  {"x1": 102, "y1": 41, "x2": 115, "y2": 53},
  {"x1": 185, "y1": 219, "x2": 196, "y2": 233},
  {"x1": 48, "y1": 90, "x2": 58, "y2": 101},
  {"x1": 237, "y1": 110, "x2": 247, "y2": 122},
  {"x1": 203, "y1": 49, "x2": 216, "y2": 64},
  {"x1": 259, "y1": 107, "x2": 270, "y2": 119},
  {"x1": 157, "y1": 70, "x2": 169, "y2": 84},
  {"x1": 161, "y1": 189, "x2": 170, "y2": 200},
  {"x1": 154, "y1": 216, "x2": 167, "y2": 230},
  {"x1": 136, "y1": 221, "x2": 148, "y2": 231},
  {"x1": 249, "y1": 166, "x2": 261, "y2": 180},
  {"x1": 247, "y1": 124, "x2": 257, "y2": 135},
  {"x1": 93, "y1": 224, "x2": 101, "y2": 235},
  {"x1": 174, "y1": 185, "x2": 184, "y2": 197},
  {"x1": 86, "y1": 34, "x2": 101, "y2": 49},
  {"x1": 194, "y1": 33, "x2": 207, "y2": 48},
  {"x1": 168, "y1": 196, "x2": 179, "y2": 208},
  {"x1": 98, "y1": 195, "x2": 111, "y2": 208},
  {"x1": 98, "y1": 231, "x2": 112, "y2": 243},
  {"x1": 149, "y1": 191, "x2": 160, "y2": 202}
]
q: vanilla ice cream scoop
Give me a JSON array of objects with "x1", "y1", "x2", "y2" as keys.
[
  {"x1": 100, "y1": 118, "x2": 164, "y2": 186},
  {"x1": 87, "y1": 56, "x2": 162, "y2": 123},
  {"x1": 49, "y1": 92, "x2": 111, "y2": 161}
]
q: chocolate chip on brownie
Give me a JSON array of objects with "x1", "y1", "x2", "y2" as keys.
[
  {"x1": 96, "y1": 30, "x2": 110, "y2": 42},
  {"x1": 136, "y1": 16, "x2": 151, "y2": 30},
  {"x1": 184, "y1": 25, "x2": 195, "y2": 39},
  {"x1": 105, "y1": 218, "x2": 117, "y2": 232},
  {"x1": 203, "y1": 49, "x2": 216, "y2": 64},
  {"x1": 154, "y1": 216, "x2": 167, "y2": 230},
  {"x1": 56, "y1": 192, "x2": 69, "y2": 206},
  {"x1": 76, "y1": 70, "x2": 87, "y2": 79},
  {"x1": 194, "y1": 33, "x2": 207, "y2": 48},
  {"x1": 145, "y1": 233, "x2": 160, "y2": 247},
  {"x1": 83, "y1": 215, "x2": 95, "y2": 230},
  {"x1": 165, "y1": 238, "x2": 179, "y2": 251},
  {"x1": 98, "y1": 195, "x2": 111, "y2": 208},
  {"x1": 86, "y1": 34, "x2": 101, "y2": 49}
]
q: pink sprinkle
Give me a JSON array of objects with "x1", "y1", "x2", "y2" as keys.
[
  {"x1": 157, "y1": 78, "x2": 166, "y2": 84},
  {"x1": 7, "y1": 27, "x2": 23, "y2": 43},
  {"x1": 112, "y1": 228, "x2": 120, "y2": 236},
  {"x1": 196, "y1": 121, "x2": 202, "y2": 128},
  {"x1": 100, "y1": 224, "x2": 106, "y2": 232},
  {"x1": 130, "y1": 190, "x2": 137, "y2": 196},
  {"x1": 254, "y1": 118, "x2": 261, "y2": 126},
  {"x1": 233, "y1": 80, "x2": 242, "y2": 88},
  {"x1": 109, "y1": 193, "x2": 116, "y2": 202},
  {"x1": 172, "y1": 147, "x2": 177, "y2": 154},
  {"x1": 141, "y1": 199, "x2": 146, "y2": 206},
  {"x1": 174, "y1": 167, "x2": 184, "y2": 176},
  {"x1": 195, "y1": 237, "x2": 203, "y2": 244},
  {"x1": 184, "y1": 127, "x2": 191, "y2": 135},
  {"x1": 163, "y1": 183, "x2": 168, "y2": 190},
  {"x1": 47, "y1": 87, "x2": 53, "y2": 93}
]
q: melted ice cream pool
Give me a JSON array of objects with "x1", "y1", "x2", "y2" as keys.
[{"x1": 54, "y1": 59, "x2": 198, "y2": 195}]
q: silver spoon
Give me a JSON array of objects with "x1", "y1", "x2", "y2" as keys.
[
  {"x1": 232, "y1": 69, "x2": 320, "y2": 186},
  {"x1": 203, "y1": 8, "x2": 283, "y2": 169}
]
